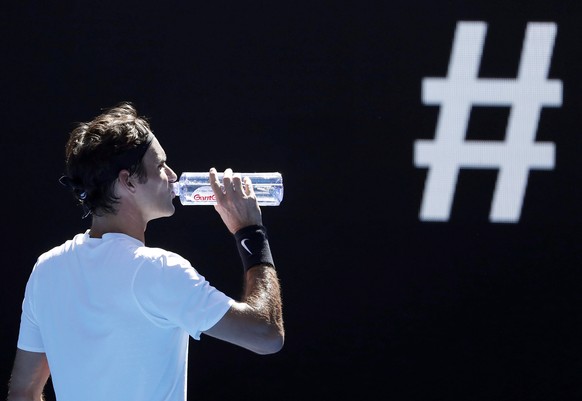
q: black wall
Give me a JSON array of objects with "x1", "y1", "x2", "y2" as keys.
[{"x1": 2, "y1": 2, "x2": 581, "y2": 400}]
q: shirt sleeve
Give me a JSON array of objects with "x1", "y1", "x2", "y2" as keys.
[
  {"x1": 132, "y1": 251, "x2": 234, "y2": 340},
  {"x1": 17, "y1": 266, "x2": 46, "y2": 352}
]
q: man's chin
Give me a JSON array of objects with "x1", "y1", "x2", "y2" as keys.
[
  {"x1": 156, "y1": 204, "x2": 176, "y2": 219},
  {"x1": 165, "y1": 205, "x2": 176, "y2": 217}
]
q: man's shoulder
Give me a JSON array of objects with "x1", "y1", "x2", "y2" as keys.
[
  {"x1": 37, "y1": 233, "x2": 85, "y2": 262},
  {"x1": 136, "y1": 246, "x2": 190, "y2": 270}
]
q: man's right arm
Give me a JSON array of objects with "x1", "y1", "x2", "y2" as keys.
[
  {"x1": 203, "y1": 168, "x2": 284, "y2": 354},
  {"x1": 204, "y1": 263, "x2": 284, "y2": 354},
  {"x1": 7, "y1": 349, "x2": 50, "y2": 401}
]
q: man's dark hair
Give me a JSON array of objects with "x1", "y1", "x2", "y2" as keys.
[{"x1": 62, "y1": 102, "x2": 153, "y2": 217}]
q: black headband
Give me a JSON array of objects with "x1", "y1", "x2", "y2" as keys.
[
  {"x1": 111, "y1": 132, "x2": 155, "y2": 175},
  {"x1": 59, "y1": 132, "x2": 155, "y2": 206}
]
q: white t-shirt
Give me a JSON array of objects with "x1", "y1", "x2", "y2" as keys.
[{"x1": 17, "y1": 231, "x2": 234, "y2": 401}]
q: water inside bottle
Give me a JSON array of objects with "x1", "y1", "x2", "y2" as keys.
[{"x1": 174, "y1": 172, "x2": 283, "y2": 206}]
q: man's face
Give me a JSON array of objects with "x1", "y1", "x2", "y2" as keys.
[{"x1": 134, "y1": 137, "x2": 178, "y2": 221}]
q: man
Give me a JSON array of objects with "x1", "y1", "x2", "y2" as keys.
[{"x1": 7, "y1": 102, "x2": 284, "y2": 401}]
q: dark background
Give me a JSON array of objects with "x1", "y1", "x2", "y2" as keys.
[{"x1": 2, "y1": 1, "x2": 581, "y2": 400}]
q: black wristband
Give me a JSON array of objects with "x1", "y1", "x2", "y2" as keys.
[{"x1": 234, "y1": 225, "x2": 275, "y2": 272}]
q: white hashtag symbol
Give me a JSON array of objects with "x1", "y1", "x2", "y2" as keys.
[{"x1": 414, "y1": 22, "x2": 562, "y2": 223}]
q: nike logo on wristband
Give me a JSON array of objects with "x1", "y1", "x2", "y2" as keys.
[{"x1": 240, "y1": 238, "x2": 253, "y2": 255}]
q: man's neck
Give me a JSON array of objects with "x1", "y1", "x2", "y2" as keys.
[{"x1": 89, "y1": 211, "x2": 147, "y2": 243}]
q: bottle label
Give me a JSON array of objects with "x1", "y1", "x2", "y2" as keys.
[{"x1": 187, "y1": 185, "x2": 217, "y2": 205}]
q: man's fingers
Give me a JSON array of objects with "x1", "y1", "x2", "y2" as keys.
[
  {"x1": 209, "y1": 167, "x2": 226, "y2": 201},
  {"x1": 222, "y1": 168, "x2": 236, "y2": 196},
  {"x1": 210, "y1": 168, "x2": 250, "y2": 203},
  {"x1": 232, "y1": 174, "x2": 245, "y2": 195},
  {"x1": 243, "y1": 176, "x2": 255, "y2": 197}
]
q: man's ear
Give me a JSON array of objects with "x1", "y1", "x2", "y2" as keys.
[{"x1": 117, "y1": 170, "x2": 137, "y2": 194}]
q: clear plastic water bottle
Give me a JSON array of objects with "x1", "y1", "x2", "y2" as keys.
[{"x1": 172, "y1": 172, "x2": 284, "y2": 206}]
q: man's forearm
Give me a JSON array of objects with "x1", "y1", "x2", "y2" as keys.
[{"x1": 243, "y1": 265, "x2": 284, "y2": 333}]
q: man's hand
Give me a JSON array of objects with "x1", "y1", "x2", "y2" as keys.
[{"x1": 209, "y1": 167, "x2": 263, "y2": 234}]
